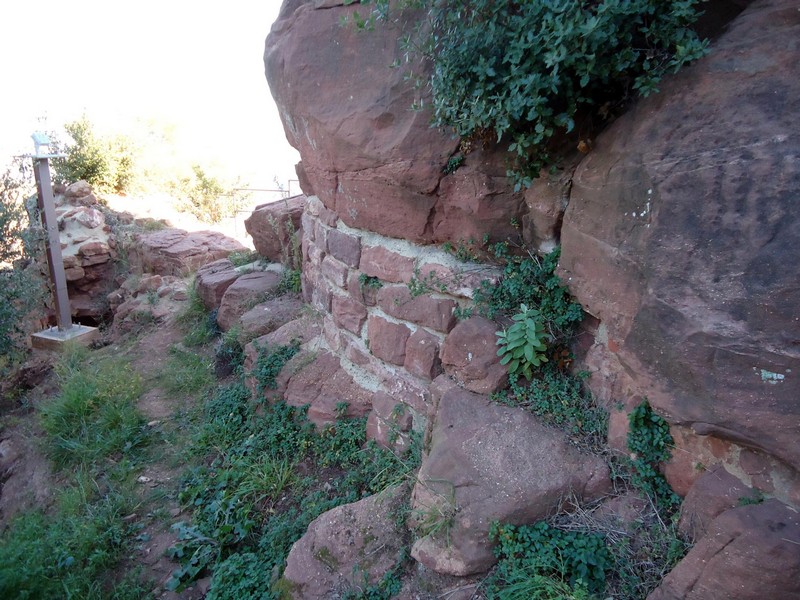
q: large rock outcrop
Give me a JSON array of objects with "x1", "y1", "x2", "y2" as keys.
[
  {"x1": 244, "y1": 195, "x2": 305, "y2": 262},
  {"x1": 648, "y1": 499, "x2": 800, "y2": 600},
  {"x1": 558, "y1": 0, "x2": 800, "y2": 477},
  {"x1": 265, "y1": 1, "x2": 525, "y2": 246},
  {"x1": 129, "y1": 228, "x2": 246, "y2": 277}
]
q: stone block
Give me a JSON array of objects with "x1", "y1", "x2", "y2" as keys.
[
  {"x1": 326, "y1": 228, "x2": 362, "y2": 267},
  {"x1": 321, "y1": 255, "x2": 349, "y2": 289},
  {"x1": 404, "y1": 328, "x2": 442, "y2": 381},
  {"x1": 331, "y1": 294, "x2": 367, "y2": 335},
  {"x1": 368, "y1": 315, "x2": 411, "y2": 366},
  {"x1": 360, "y1": 246, "x2": 415, "y2": 284},
  {"x1": 377, "y1": 285, "x2": 456, "y2": 332}
]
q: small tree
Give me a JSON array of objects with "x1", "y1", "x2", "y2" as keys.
[
  {"x1": 172, "y1": 165, "x2": 248, "y2": 224},
  {"x1": 0, "y1": 161, "x2": 45, "y2": 370},
  {"x1": 52, "y1": 116, "x2": 136, "y2": 194}
]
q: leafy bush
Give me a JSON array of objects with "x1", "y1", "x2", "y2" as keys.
[
  {"x1": 352, "y1": 0, "x2": 707, "y2": 187},
  {"x1": 488, "y1": 521, "x2": 610, "y2": 597},
  {"x1": 0, "y1": 161, "x2": 45, "y2": 370},
  {"x1": 228, "y1": 249, "x2": 261, "y2": 268},
  {"x1": 252, "y1": 341, "x2": 300, "y2": 396},
  {"x1": 215, "y1": 327, "x2": 245, "y2": 377},
  {"x1": 496, "y1": 304, "x2": 549, "y2": 380},
  {"x1": 52, "y1": 116, "x2": 136, "y2": 193},
  {"x1": 474, "y1": 247, "x2": 583, "y2": 345}
]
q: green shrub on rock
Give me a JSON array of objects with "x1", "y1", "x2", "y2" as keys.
[{"x1": 350, "y1": 0, "x2": 707, "y2": 187}]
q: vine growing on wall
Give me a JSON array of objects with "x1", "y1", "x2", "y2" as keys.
[{"x1": 346, "y1": 0, "x2": 707, "y2": 187}]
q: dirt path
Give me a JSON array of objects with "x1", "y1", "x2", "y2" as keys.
[
  {"x1": 120, "y1": 316, "x2": 213, "y2": 599},
  {"x1": 0, "y1": 304, "x2": 215, "y2": 598}
]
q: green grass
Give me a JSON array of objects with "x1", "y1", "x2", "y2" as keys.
[
  {"x1": 228, "y1": 250, "x2": 261, "y2": 267},
  {"x1": 0, "y1": 485, "x2": 151, "y2": 599},
  {"x1": 166, "y1": 381, "x2": 420, "y2": 595},
  {"x1": 2, "y1": 345, "x2": 154, "y2": 599},
  {"x1": 159, "y1": 345, "x2": 215, "y2": 397},
  {"x1": 177, "y1": 281, "x2": 219, "y2": 347},
  {"x1": 40, "y1": 346, "x2": 148, "y2": 471}
]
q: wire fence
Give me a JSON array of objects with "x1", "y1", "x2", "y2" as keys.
[{"x1": 221, "y1": 180, "x2": 301, "y2": 241}]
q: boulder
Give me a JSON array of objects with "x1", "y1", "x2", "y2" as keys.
[
  {"x1": 243, "y1": 314, "x2": 322, "y2": 398},
  {"x1": 284, "y1": 351, "x2": 372, "y2": 426},
  {"x1": 559, "y1": 0, "x2": 800, "y2": 471},
  {"x1": 440, "y1": 317, "x2": 506, "y2": 394},
  {"x1": 282, "y1": 485, "x2": 409, "y2": 599},
  {"x1": 409, "y1": 378, "x2": 611, "y2": 576},
  {"x1": 62, "y1": 180, "x2": 98, "y2": 206},
  {"x1": 649, "y1": 500, "x2": 800, "y2": 600},
  {"x1": 216, "y1": 271, "x2": 282, "y2": 331},
  {"x1": 238, "y1": 294, "x2": 304, "y2": 340},
  {"x1": 131, "y1": 228, "x2": 247, "y2": 276},
  {"x1": 678, "y1": 465, "x2": 754, "y2": 540},
  {"x1": 264, "y1": 1, "x2": 525, "y2": 244},
  {"x1": 194, "y1": 259, "x2": 241, "y2": 311},
  {"x1": 244, "y1": 195, "x2": 305, "y2": 262}
]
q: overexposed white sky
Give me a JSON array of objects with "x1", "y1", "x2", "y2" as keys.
[{"x1": 0, "y1": 0, "x2": 299, "y2": 189}]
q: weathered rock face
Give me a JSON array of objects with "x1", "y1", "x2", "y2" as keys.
[
  {"x1": 194, "y1": 259, "x2": 241, "y2": 311},
  {"x1": 265, "y1": 1, "x2": 525, "y2": 245},
  {"x1": 559, "y1": 0, "x2": 800, "y2": 474},
  {"x1": 409, "y1": 377, "x2": 611, "y2": 576},
  {"x1": 282, "y1": 485, "x2": 409, "y2": 599},
  {"x1": 648, "y1": 499, "x2": 800, "y2": 600},
  {"x1": 54, "y1": 181, "x2": 117, "y2": 319},
  {"x1": 244, "y1": 195, "x2": 305, "y2": 262},
  {"x1": 129, "y1": 228, "x2": 247, "y2": 277},
  {"x1": 216, "y1": 270, "x2": 282, "y2": 331},
  {"x1": 238, "y1": 294, "x2": 304, "y2": 340},
  {"x1": 678, "y1": 465, "x2": 753, "y2": 540}
]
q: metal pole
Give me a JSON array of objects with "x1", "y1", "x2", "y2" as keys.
[{"x1": 33, "y1": 157, "x2": 72, "y2": 331}]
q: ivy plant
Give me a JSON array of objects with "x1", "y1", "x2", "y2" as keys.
[
  {"x1": 496, "y1": 304, "x2": 549, "y2": 381},
  {"x1": 627, "y1": 401, "x2": 681, "y2": 513}
]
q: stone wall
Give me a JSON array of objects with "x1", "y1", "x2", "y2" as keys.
[
  {"x1": 267, "y1": 0, "x2": 800, "y2": 506},
  {"x1": 300, "y1": 194, "x2": 501, "y2": 444}
]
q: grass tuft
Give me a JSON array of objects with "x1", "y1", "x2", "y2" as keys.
[{"x1": 41, "y1": 351, "x2": 147, "y2": 470}]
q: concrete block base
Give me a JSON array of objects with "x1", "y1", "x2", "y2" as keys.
[{"x1": 31, "y1": 325, "x2": 100, "y2": 351}]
